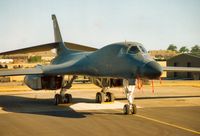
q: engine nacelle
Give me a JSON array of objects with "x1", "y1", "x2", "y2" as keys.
[{"x1": 24, "y1": 75, "x2": 63, "y2": 90}]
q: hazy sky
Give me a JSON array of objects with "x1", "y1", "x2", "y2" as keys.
[{"x1": 0, "y1": 0, "x2": 200, "y2": 51}]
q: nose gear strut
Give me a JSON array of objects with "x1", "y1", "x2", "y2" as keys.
[{"x1": 123, "y1": 79, "x2": 137, "y2": 114}]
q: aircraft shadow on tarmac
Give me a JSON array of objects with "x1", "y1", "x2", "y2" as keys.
[
  {"x1": 0, "y1": 95, "x2": 199, "y2": 119},
  {"x1": 0, "y1": 95, "x2": 95, "y2": 118}
]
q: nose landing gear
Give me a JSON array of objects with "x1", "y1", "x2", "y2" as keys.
[
  {"x1": 123, "y1": 104, "x2": 137, "y2": 114},
  {"x1": 123, "y1": 79, "x2": 137, "y2": 115}
]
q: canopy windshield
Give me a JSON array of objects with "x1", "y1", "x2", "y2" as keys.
[{"x1": 127, "y1": 46, "x2": 140, "y2": 54}]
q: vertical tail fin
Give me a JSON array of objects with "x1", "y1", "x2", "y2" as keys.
[
  {"x1": 52, "y1": 14, "x2": 63, "y2": 42},
  {"x1": 51, "y1": 14, "x2": 68, "y2": 55}
]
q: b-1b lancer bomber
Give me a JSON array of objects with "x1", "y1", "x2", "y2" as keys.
[{"x1": 0, "y1": 15, "x2": 200, "y2": 114}]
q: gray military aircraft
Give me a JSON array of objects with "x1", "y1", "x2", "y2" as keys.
[{"x1": 0, "y1": 15, "x2": 200, "y2": 114}]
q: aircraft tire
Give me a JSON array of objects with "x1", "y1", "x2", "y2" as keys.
[
  {"x1": 65, "y1": 93, "x2": 72, "y2": 103},
  {"x1": 123, "y1": 104, "x2": 131, "y2": 115},
  {"x1": 131, "y1": 104, "x2": 137, "y2": 114},
  {"x1": 96, "y1": 92, "x2": 105, "y2": 103},
  {"x1": 54, "y1": 94, "x2": 62, "y2": 105},
  {"x1": 106, "y1": 92, "x2": 115, "y2": 102}
]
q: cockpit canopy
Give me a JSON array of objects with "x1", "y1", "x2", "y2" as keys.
[{"x1": 127, "y1": 45, "x2": 147, "y2": 54}]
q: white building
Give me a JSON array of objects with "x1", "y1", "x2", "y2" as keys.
[{"x1": 0, "y1": 59, "x2": 13, "y2": 64}]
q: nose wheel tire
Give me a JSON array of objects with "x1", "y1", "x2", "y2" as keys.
[
  {"x1": 123, "y1": 104, "x2": 137, "y2": 115},
  {"x1": 131, "y1": 104, "x2": 137, "y2": 114},
  {"x1": 123, "y1": 104, "x2": 131, "y2": 114}
]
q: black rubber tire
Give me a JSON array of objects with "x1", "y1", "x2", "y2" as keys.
[
  {"x1": 96, "y1": 92, "x2": 105, "y2": 103},
  {"x1": 106, "y1": 92, "x2": 115, "y2": 102},
  {"x1": 123, "y1": 104, "x2": 131, "y2": 115},
  {"x1": 131, "y1": 104, "x2": 137, "y2": 114},
  {"x1": 96, "y1": 92, "x2": 101, "y2": 103},
  {"x1": 54, "y1": 94, "x2": 61, "y2": 105},
  {"x1": 64, "y1": 94, "x2": 72, "y2": 103},
  {"x1": 105, "y1": 92, "x2": 110, "y2": 102}
]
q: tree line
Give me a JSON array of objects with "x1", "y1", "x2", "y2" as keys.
[{"x1": 167, "y1": 44, "x2": 200, "y2": 54}]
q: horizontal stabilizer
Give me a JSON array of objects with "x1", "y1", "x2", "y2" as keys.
[
  {"x1": 0, "y1": 68, "x2": 43, "y2": 76},
  {"x1": 163, "y1": 66, "x2": 200, "y2": 72}
]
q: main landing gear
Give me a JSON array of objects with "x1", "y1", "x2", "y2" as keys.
[
  {"x1": 123, "y1": 79, "x2": 137, "y2": 115},
  {"x1": 96, "y1": 88, "x2": 115, "y2": 103},
  {"x1": 54, "y1": 88, "x2": 73, "y2": 105},
  {"x1": 54, "y1": 75, "x2": 77, "y2": 105}
]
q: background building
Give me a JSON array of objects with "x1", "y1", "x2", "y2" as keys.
[{"x1": 167, "y1": 54, "x2": 200, "y2": 80}]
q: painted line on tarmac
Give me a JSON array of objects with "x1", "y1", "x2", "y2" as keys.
[
  {"x1": 70, "y1": 102, "x2": 142, "y2": 111},
  {"x1": 136, "y1": 114, "x2": 200, "y2": 135}
]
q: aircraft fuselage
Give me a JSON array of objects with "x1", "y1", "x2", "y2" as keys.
[{"x1": 43, "y1": 42, "x2": 162, "y2": 80}]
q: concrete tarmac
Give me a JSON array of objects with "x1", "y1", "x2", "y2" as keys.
[{"x1": 0, "y1": 85, "x2": 199, "y2": 136}]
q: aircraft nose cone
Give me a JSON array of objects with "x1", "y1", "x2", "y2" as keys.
[{"x1": 141, "y1": 61, "x2": 162, "y2": 79}]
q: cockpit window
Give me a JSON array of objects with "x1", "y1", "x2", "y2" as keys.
[
  {"x1": 128, "y1": 46, "x2": 140, "y2": 54},
  {"x1": 139, "y1": 45, "x2": 147, "y2": 53}
]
